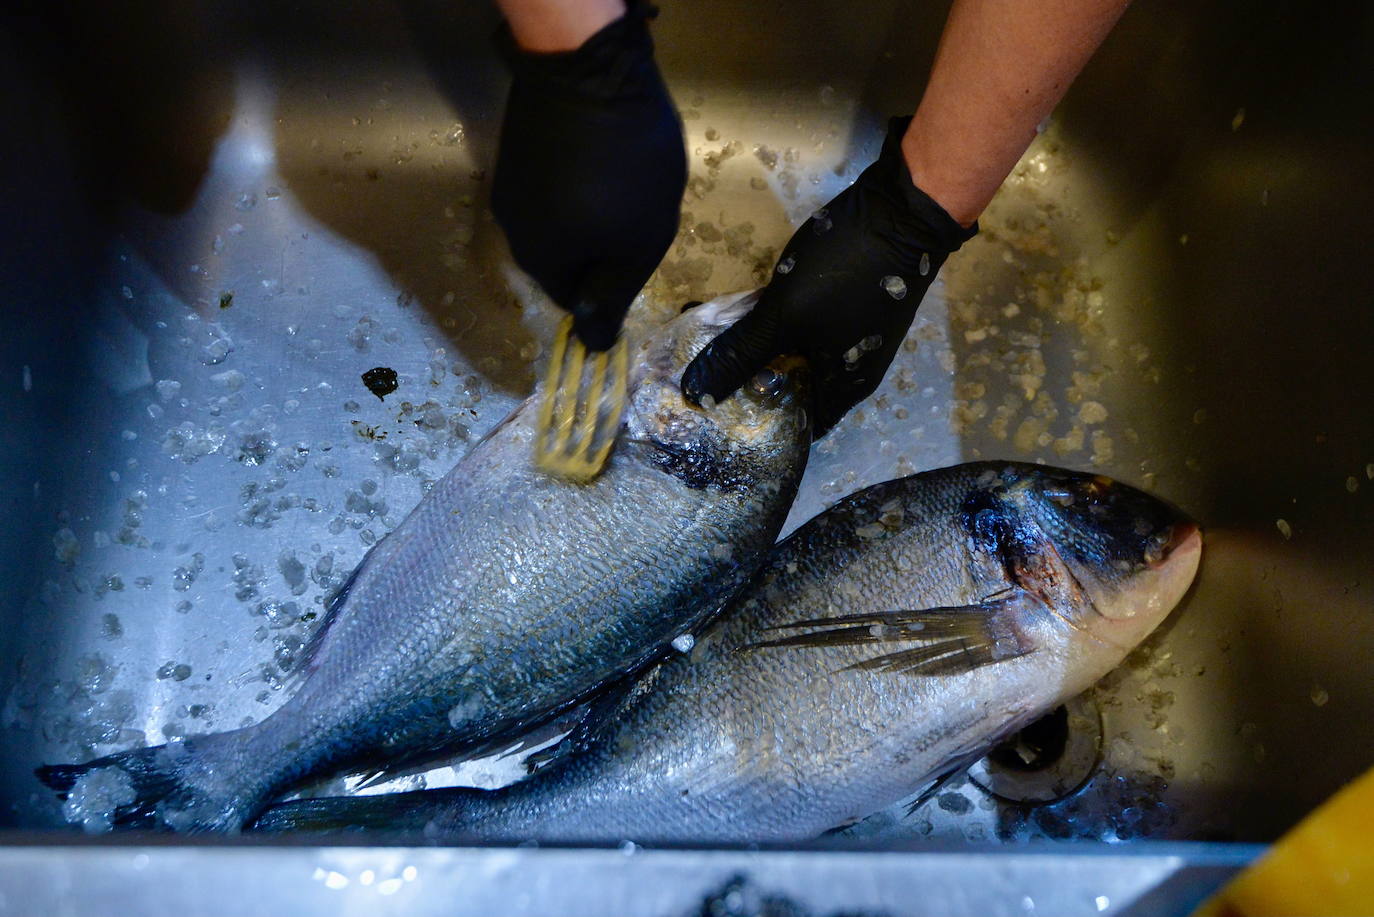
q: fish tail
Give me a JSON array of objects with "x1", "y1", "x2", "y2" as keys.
[
  {"x1": 252, "y1": 789, "x2": 473, "y2": 835},
  {"x1": 36, "y1": 731, "x2": 262, "y2": 832}
]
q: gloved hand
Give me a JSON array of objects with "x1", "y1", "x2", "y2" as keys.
[
  {"x1": 681, "y1": 116, "x2": 977, "y2": 436},
  {"x1": 491, "y1": 4, "x2": 686, "y2": 351}
]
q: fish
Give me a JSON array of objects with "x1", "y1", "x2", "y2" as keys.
[
  {"x1": 253, "y1": 462, "x2": 1202, "y2": 842},
  {"x1": 37, "y1": 291, "x2": 812, "y2": 832}
]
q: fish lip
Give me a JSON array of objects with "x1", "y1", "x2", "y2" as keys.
[{"x1": 1152, "y1": 520, "x2": 1201, "y2": 569}]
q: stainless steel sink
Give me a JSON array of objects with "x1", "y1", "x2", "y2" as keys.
[{"x1": 1, "y1": 0, "x2": 1371, "y2": 911}]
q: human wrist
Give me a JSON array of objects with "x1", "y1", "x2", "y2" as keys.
[
  {"x1": 899, "y1": 122, "x2": 983, "y2": 230},
  {"x1": 502, "y1": 0, "x2": 627, "y2": 53}
]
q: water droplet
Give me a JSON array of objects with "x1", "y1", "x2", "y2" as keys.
[
  {"x1": 1095, "y1": 895, "x2": 1110, "y2": 912},
  {"x1": 1276, "y1": 518, "x2": 1292, "y2": 540},
  {"x1": 919, "y1": 252, "x2": 931, "y2": 276},
  {"x1": 1311, "y1": 684, "x2": 1330, "y2": 707},
  {"x1": 775, "y1": 254, "x2": 796, "y2": 275},
  {"x1": 880, "y1": 275, "x2": 908, "y2": 300}
]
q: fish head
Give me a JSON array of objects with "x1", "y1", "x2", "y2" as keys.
[
  {"x1": 625, "y1": 292, "x2": 811, "y2": 488},
  {"x1": 992, "y1": 465, "x2": 1202, "y2": 648}
]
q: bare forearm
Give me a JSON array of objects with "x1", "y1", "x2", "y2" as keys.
[
  {"x1": 903, "y1": 0, "x2": 1130, "y2": 226},
  {"x1": 496, "y1": 0, "x2": 626, "y2": 52}
]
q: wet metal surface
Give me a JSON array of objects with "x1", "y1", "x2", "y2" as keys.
[{"x1": 0, "y1": 840, "x2": 1260, "y2": 917}]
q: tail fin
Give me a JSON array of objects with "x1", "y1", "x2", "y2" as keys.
[
  {"x1": 253, "y1": 788, "x2": 472, "y2": 835},
  {"x1": 36, "y1": 735, "x2": 253, "y2": 833}
]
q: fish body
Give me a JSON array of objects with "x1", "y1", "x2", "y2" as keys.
[
  {"x1": 39, "y1": 292, "x2": 811, "y2": 832},
  {"x1": 257, "y1": 462, "x2": 1201, "y2": 842}
]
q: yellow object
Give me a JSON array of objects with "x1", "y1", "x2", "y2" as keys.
[
  {"x1": 533, "y1": 316, "x2": 629, "y2": 483},
  {"x1": 1192, "y1": 766, "x2": 1374, "y2": 917}
]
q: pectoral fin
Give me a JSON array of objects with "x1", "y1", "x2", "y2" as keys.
[{"x1": 745, "y1": 591, "x2": 1034, "y2": 677}]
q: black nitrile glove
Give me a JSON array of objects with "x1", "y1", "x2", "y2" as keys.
[
  {"x1": 681, "y1": 116, "x2": 977, "y2": 436},
  {"x1": 491, "y1": 4, "x2": 686, "y2": 351}
]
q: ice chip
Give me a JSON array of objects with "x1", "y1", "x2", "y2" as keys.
[
  {"x1": 1078, "y1": 401, "x2": 1109, "y2": 425},
  {"x1": 63, "y1": 768, "x2": 137, "y2": 834},
  {"x1": 278, "y1": 551, "x2": 308, "y2": 596},
  {"x1": 211, "y1": 370, "x2": 245, "y2": 392},
  {"x1": 199, "y1": 326, "x2": 234, "y2": 365},
  {"x1": 880, "y1": 275, "x2": 907, "y2": 300},
  {"x1": 53, "y1": 527, "x2": 80, "y2": 564}
]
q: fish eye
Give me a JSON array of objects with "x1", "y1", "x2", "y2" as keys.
[{"x1": 750, "y1": 368, "x2": 785, "y2": 399}]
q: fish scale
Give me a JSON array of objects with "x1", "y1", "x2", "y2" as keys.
[{"x1": 255, "y1": 461, "x2": 1200, "y2": 842}]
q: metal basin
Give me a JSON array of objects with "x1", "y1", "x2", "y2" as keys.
[{"x1": 0, "y1": 0, "x2": 1370, "y2": 910}]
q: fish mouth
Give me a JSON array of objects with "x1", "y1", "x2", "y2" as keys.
[{"x1": 1153, "y1": 521, "x2": 1202, "y2": 570}]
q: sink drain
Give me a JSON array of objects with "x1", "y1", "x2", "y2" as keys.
[{"x1": 968, "y1": 694, "x2": 1103, "y2": 805}]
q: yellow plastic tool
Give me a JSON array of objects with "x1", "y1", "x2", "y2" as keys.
[
  {"x1": 532, "y1": 315, "x2": 629, "y2": 483},
  {"x1": 1191, "y1": 764, "x2": 1374, "y2": 917}
]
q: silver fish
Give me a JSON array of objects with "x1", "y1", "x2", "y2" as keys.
[
  {"x1": 38, "y1": 292, "x2": 811, "y2": 832},
  {"x1": 255, "y1": 462, "x2": 1201, "y2": 842}
]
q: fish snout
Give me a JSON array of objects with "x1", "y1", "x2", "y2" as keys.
[{"x1": 1152, "y1": 520, "x2": 1202, "y2": 569}]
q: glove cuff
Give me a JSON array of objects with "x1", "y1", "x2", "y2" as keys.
[
  {"x1": 879, "y1": 115, "x2": 980, "y2": 254},
  {"x1": 495, "y1": 3, "x2": 662, "y2": 102}
]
